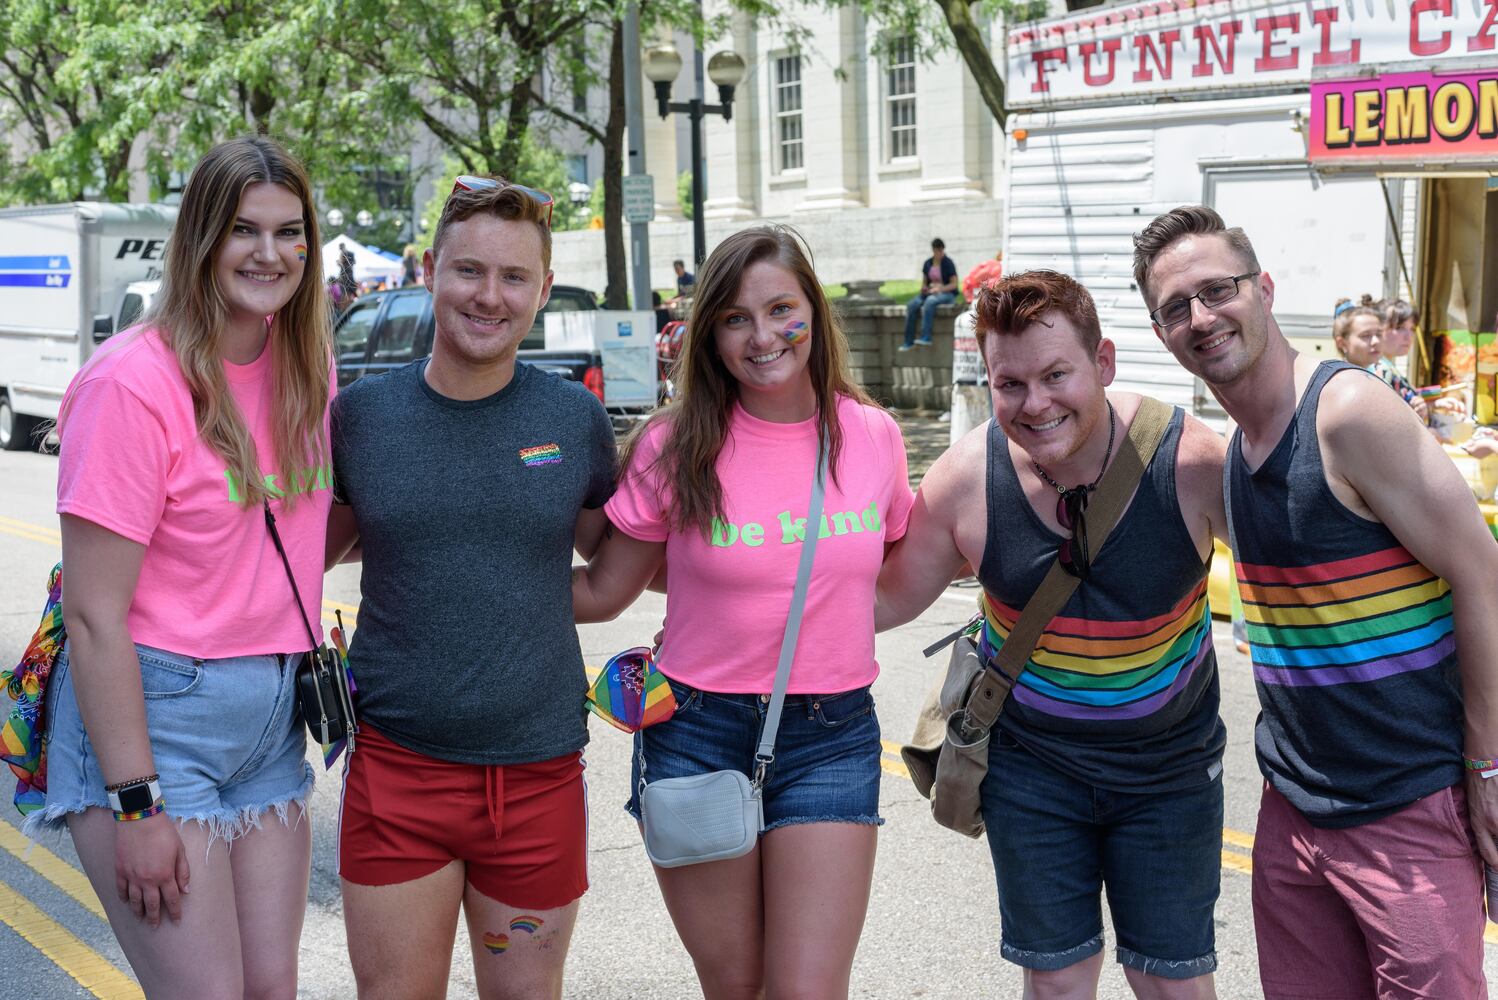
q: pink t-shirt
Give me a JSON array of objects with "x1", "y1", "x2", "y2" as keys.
[
  {"x1": 57, "y1": 326, "x2": 333, "y2": 659},
  {"x1": 606, "y1": 396, "x2": 914, "y2": 694}
]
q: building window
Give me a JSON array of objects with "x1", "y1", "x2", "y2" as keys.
[
  {"x1": 773, "y1": 53, "x2": 803, "y2": 172},
  {"x1": 885, "y1": 37, "x2": 917, "y2": 160}
]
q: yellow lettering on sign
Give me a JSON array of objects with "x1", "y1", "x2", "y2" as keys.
[
  {"x1": 1383, "y1": 86, "x2": 1429, "y2": 142},
  {"x1": 1352, "y1": 89, "x2": 1382, "y2": 144},
  {"x1": 1433, "y1": 80, "x2": 1476, "y2": 139},
  {"x1": 1323, "y1": 92, "x2": 1351, "y2": 145},
  {"x1": 1480, "y1": 78, "x2": 1498, "y2": 137}
]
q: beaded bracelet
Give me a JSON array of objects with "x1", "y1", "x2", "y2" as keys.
[
  {"x1": 104, "y1": 773, "x2": 160, "y2": 793},
  {"x1": 1463, "y1": 757, "x2": 1498, "y2": 779},
  {"x1": 113, "y1": 800, "x2": 165, "y2": 822}
]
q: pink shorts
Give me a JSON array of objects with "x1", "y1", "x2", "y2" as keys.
[{"x1": 1252, "y1": 781, "x2": 1486, "y2": 1000}]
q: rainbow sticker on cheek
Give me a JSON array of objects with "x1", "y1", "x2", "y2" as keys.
[
  {"x1": 293, "y1": 244, "x2": 307, "y2": 263},
  {"x1": 481, "y1": 932, "x2": 510, "y2": 954},
  {"x1": 781, "y1": 321, "x2": 809, "y2": 344}
]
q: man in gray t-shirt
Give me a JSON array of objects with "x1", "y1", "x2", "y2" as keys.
[{"x1": 326, "y1": 177, "x2": 615, "y2": 998}]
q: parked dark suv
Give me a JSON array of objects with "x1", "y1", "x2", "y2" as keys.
[{"x1": 333, "y1": 284, "x2": 604, "y2": 396}]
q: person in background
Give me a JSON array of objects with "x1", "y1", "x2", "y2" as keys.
[
  {"x1": 36, "y1": 134, "x2": 334, "y2": 998},
  {"x1": 1375, "y1": 297, "x2": 1428, "y2": 420},
  {"x1": 652, "y1": 290, "x2": 672, "y2": 334},
  {"x1": 669, "y1": 258, "x2": 696, "y2": 305},
  {"x1": 400, "y1": 244, "x2": 418, "y2": 287},
  {"x1": 573, "y1": 225, "x2": 914, "y2": 1000},
  {"x1": 337, "y1": 242, "x2": 357, "y2": 301},
  {"x1": 1335, "y1": 297, "x2": 1427, "y2": 420},
  {"x1": 901, "y1": 237, "x2": 959, "y2": 350}
]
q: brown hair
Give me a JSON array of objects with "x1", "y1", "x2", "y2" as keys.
[
  {"x1": 1333, "y1": 295, "x2": 1382, "y2": 350},
  {"x1": 1380, "y1": 297, "x2": 1416, "y2": 329},
  {"x1": 1132, "y1": 205, "x2": 1260, "y2": 305},
  {"x1": 973, "y1": 270, "x2": 1102, "y2": 356},
  {"x1": 432, "y1": 178, "x2": 552, "y2": 272},
  {"x1": 619, "y1": 225, "x2": 874, "y2": 535},
  {"x1": 141, "y1": 135, "x2": 330, "y2": 509}
]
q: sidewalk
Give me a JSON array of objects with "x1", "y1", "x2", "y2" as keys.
[{"x1": 892, "y1": 411, "x2": 955, "y2": 490}]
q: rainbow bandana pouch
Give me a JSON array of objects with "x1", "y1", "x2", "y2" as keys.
[
  {"x1": 585, "y1": 646, "x2": 677, "y2": 734},
  {"x1": 4, "y1": 563, "x2": 65, "y2": 815}
]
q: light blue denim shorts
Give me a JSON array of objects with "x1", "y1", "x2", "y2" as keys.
[{"x1": 25, "y1": 642, "x2": 314, "y2": 843}]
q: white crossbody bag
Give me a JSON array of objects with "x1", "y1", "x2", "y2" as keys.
[{"x1": 639, "y1": 439, "x2": 828, "y2": 868}]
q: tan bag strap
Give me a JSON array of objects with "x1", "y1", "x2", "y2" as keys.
[{"x1": 962, "y1": 397, "x2": 1175, "y2": 733}]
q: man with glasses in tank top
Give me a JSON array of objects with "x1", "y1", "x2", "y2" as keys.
[
  {"x1": 1134, "y1": 204, "x2": 1498, "y2": 999},
  {"x1": 878, "y1": 269, "x2": 1231, "y2": 998}
]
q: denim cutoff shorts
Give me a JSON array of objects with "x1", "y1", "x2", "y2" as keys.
[
  {"x1": 25, "y1": 642, "x2": 314, "y2": 843},
  {"x1": 979, "y1": 729, "x2": 1222, "y2": 980},
  {"x1": 626, "y1": 675, "x2": 883, "y2": 832}
]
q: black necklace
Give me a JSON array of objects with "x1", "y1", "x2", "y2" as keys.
[{"x1": 1032, "y1": 401, "x2": 1116, "y2": 499}]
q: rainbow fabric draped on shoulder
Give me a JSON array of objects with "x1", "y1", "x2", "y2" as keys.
[
  {"x1": 585, "y1": 647, "x2": 677, "y2": 734},
  {"x1": 3, "y1": 563, "x2": 64, "y2": 815}
]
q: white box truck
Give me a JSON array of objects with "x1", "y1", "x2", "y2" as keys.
[{"x1": 0, "y1": 202, "x2": 177, "y2": 449}]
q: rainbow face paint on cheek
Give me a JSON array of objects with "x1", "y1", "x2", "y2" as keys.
[
  {"x1": 293, "y1": 244, "x2": 307, "y2": 263},
  {"x1": 781, "y1": 320, "x2": 809, "y2": 344}
]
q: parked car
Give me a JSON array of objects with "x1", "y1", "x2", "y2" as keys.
[{"x1": 332, "y1": 284, "x2": 609, "y2": 401}]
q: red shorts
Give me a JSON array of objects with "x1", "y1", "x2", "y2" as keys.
[
  {"x1": 1252, "y1": 781, "x2": 1485, "y2": 1000},
  {"x1": 338, "y1": 726, "x2": 588, "y2": 910}
]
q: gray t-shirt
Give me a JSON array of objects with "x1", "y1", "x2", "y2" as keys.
[{"x1": 332, "y1": 359, "x2": 616, "y2": 765}]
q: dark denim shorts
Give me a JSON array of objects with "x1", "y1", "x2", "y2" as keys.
[
  {"x1": 625, "y1": 676, "x2": 883, "y2": 832},
  {"x1": 979, "y1": 729, "x2": 1222, "y2": 980}
]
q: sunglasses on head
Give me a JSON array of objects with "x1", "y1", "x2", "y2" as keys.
[{"x1": 450, "y1": 175, "x2": 554, "y2": 229}]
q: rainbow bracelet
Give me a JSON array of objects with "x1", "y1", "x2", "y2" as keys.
[
  {"x1": 1463, "y1": 757, "x2": 1498, "y2": 779},
  {"x1": 113, "y1": 801, "x2": 165, "y2": 822}
]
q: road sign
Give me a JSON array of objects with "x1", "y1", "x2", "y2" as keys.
[{"x1": 622, "y1": 174, "x2": 655, "y2": 224}]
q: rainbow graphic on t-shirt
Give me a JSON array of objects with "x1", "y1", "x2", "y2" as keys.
[{"x1": 519, "y1": 443, "x2": 562, "y2": 467}]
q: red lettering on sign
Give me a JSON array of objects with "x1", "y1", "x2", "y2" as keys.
[
  {"x1": 1031, "y1": 48, "x2": 1068, "y2": 93},
  {"x1": 1132, "y1": 30, "x2": 1181, "y2": 81},
  {"x1": 1192, "y1": 20, "x2": 1242, "y2": 77},
  {"x1": 1081, "y1": 38, "x2": 1123, "y2": 86},
  {"x1": 1311, "y1": 7, "x2": 1361, "y2": 66},
  {"x1": 1411, "y1": 0, "x2": 1453, "y2": 56},
  {"x1": 1469, "y1": 0, "x2": 1498, "y2": 50},
  {"x1": 1255, "y1": 13, "x2": 1300, "y2": 71}
]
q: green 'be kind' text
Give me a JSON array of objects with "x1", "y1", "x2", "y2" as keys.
[{"x1": 711, "y1": 501, "x2": 882, "y2": 548}]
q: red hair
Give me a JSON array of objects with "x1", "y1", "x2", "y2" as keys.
[{"x1": 973, "y1": 270, "x2": 1101, "y2": 355}]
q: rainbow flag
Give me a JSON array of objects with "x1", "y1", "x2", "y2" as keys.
[
  {"x1": 585, "y1": 647, "x2": 677, "y2": 733},
  {"x1": 4, "y1": 563, "x2": 64, "y2": 815}
]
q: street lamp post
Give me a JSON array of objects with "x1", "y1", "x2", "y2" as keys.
[{"x1": 642, "y1": 42, "x2": 746, "y2": 267}]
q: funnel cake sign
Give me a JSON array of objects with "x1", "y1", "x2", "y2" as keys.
[
  {"x1": 1007, "y1": 0, "x2": 1498, "y2": 108},
  {"x1": 1310, "y1": 69, "x2": 1498, "y2": 163}
]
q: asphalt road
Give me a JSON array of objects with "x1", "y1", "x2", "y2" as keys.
[{"x1": 1, "y1": 445, "x2": 1494, "y2": 999}]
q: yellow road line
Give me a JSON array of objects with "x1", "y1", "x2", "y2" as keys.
[
  {"x1": 0, "y1": 513, "x2": 59, "y2": 539},
  {"x1": 0, "y1": 879, "x2": 141, "y2": 998},
  {"x1": 1223, "y1": 827, "x2": 1255, "y2": 852},
  {"x1": 0, "y1": 520, "x2": 60, "y2": 547},
  {"x1": 0, "y1": 822, "x2": 105, "y2": 920}
]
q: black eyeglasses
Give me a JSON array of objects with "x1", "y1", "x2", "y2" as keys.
[
  {"x1": 1149, "y1": 272, "x2": 1259, "y2": 329},
  {"x1": 449, "y1": 175, "x2": 555, "y2": 229},
  {"x1": 1055, "y1": 488, "x2": 1091, "y2": 580}
]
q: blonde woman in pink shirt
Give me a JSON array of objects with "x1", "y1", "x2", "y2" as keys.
[
  {"x1": 573, "y1": 226, "x2": 914, "y2": 999},
  {"x1": 32, "y1": 136, "x2": 334, "y2": 998}
]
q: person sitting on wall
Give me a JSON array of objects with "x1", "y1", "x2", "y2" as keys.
[
  {"x1": 901, "y1": 238, "x2": 959, "y2": 350},
  {"x1": 668, "y1": 259, "x2": 695, "y2": 305}
]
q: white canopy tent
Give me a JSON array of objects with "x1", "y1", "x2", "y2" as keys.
[{"x1": 322, "y1": 235, "x2": 404, "y2": 284}]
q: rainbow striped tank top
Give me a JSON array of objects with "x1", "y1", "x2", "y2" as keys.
[
  {"x1": 977, "y1": 406, "x2": 1225, "y2": 793},
  {"x1": 1228, "y1": 361, "x2": 1462, "y2": 827}
]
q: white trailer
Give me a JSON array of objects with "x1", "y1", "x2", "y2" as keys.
[
  {"x1": 0, "y1": 203, "x2": 177, "y2": 449},
  {"x1": 999, "y1": 0, "x2": 1458, "y2": 425}
]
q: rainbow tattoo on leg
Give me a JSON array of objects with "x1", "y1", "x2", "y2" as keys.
[
  {"x1": 781, "y1": 320, "x2": 809, "y2": 344},
  {"x1": 509, "y1": 915, "x2": 544, "y2": 934},
  {"x1": 481, "y1": 932, "x2": 510, "y2": 954},
  {"x1": 293, "y1": 244, "x2": 308, "y2": 263}
]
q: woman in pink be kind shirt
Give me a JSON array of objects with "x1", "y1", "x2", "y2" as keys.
[
  {"x1": 39, "y1": 137, "x2": 334, "y2": 996},
  {"x1": 573, "y1": 226, "x2": 914, "y2": 998}
]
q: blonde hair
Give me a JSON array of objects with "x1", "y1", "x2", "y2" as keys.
[
  {"x1": 147, "y1": 135, "x2": 332, "y2": 509},
  {"x1": 1332, "y1": 295, "x2": 1382, "y2": 356},
  {"x1": 620, "y1": 225, "x2": 874, "y2": 535}
]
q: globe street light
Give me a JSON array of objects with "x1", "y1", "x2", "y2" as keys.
[
  {"x1": 327, "y1": 208, "x2": 345, "y2": 229},
  {"x1": 643, "y1": 41, "x2": 745, "y2": 267}
]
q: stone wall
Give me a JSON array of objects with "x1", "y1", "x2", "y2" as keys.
[{"x1": 835, "y1": 286, "x2": 966, "y2": 412}]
